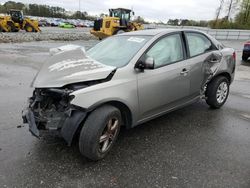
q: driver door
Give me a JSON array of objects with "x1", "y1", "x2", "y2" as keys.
[{"x1": 137, "y1": 33, "x2": 191, "y2": 121}]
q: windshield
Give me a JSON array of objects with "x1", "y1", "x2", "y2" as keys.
[{"x1": 86, "y1": 36, "x2": 151, "y2": 68}]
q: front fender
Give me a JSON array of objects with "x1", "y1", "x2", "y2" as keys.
[
  {"x1": 70, "y1": 78, "x2": 139, "y2": 125},
  {"x1": 61, "y1": 109, "x2": 87, "y2": 146}
]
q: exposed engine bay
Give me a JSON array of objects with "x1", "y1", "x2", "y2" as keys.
[{"x1": 25, "y1": 88, "x2": 73, "y2": 132}]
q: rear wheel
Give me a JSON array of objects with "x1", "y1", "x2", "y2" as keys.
[
  {"x1": 79, "y1": 105, "x2": 121, "y2": 161},
  {"x1": 205, "y1": 76, "x2": 230, "y2": 109}
]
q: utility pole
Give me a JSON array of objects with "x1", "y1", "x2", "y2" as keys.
[{"x1": 79, "y1": 0, "x2": 81, "y2": 12}]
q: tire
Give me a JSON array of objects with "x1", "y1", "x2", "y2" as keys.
[
  {"x1": 116, "y1": 30, "x2": 125, "y2": 34},
  {"x1": 25, "y1": 24, "x2": 34, "y2": 32},
  {"x1": 242, "y1": 56, "x2": 248, "y2": 61},
  {"x1": 205, "y1": 76, "x2": 230, "y2": 109},
  {"x1": 7, "y1": 22, "x2": 16, "y2": 32},
  {"x1": 79, "y1": 105, "x2": 122, "y2": 161},
  {"x1": 13, "y1": 28, "x2": 19, "y2": 32}
]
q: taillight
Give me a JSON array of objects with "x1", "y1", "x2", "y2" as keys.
[{"x1": 233, "y1": 51, "x2": 236, "y2": 61}]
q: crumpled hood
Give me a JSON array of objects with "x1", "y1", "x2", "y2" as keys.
[{"x1": 33, "y1": 46, "x2": 116, "y2": 88}]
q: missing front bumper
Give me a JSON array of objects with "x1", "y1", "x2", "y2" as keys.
[{"x1": 22, "y1": 106, "x2": 87, "y2": 146}]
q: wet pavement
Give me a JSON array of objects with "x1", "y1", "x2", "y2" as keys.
[{"x1": 0, "y1": 40, "x2": 250, "y2": 188}]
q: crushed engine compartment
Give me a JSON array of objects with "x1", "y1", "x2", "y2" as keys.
[
  {"x1": 22, "y1": 86, "x2": 88, "y2": 145},
  {"x1": 26, "y1": 88, "x2": 74, "y2": 132},
  {"x1": 22, "y1": 70, "x2": 116, "y2": 144}
]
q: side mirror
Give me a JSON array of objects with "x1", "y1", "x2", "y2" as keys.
[{"x1": 135, "y1": 56, "x2": 155, "y2": 70}]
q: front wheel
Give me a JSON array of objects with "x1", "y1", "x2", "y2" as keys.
[
  {"x1": 79, "y1": 105, "x2": 122, "y2": 161},
  {"x1": 205, "y1": 76, "x2": 230, "y2": 109},
  {"x1": 25, "y1": 24, "x2": 34, "y2": 32}
]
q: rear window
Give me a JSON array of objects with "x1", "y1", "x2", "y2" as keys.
[{"x1": 186, "y1": 33, "x2": 214, "y2": 57}]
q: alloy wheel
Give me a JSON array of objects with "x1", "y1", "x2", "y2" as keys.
[
  {"x1": 216, "y1": 82, "x2": 228, "y2": 104},
  {"x1": 99, "y1": 117, "x2": 119, "y2": 153}
]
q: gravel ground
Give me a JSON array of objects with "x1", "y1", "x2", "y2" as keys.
[{"x1": 0, "y1": 27, "x2": 95, "y2": 43}]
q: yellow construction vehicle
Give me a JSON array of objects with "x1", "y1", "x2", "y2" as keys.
[
  {"x1": 90, "y1": 8, "x2": 144, "y2": 40},
  {"x1": 0, "y1": 17, "x2": 9, "y2": 32},
  {"x1": 0, "y1": 9, "x2": 40, "y2": 32}
]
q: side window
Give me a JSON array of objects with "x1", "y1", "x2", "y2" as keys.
[
  {"x1": 186, "y1": 33, "x2": 213, "y2": 57},
  {"x1": 146, "y1": 34, "x2": 184, "y2": 68}
]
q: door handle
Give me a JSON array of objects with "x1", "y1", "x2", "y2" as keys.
[{"x1": 180, "y1": 68, "x2": 189, "y2": 76}]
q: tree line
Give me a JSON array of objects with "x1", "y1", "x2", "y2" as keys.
[
  {"x1": 0, "y1": 1, "x2": 96, "y2": 20},
  {"x1": 0, "y1": 1, "x2": 149, "y2": 23},
  {"x1": 168, "y1": 0, "x2": 250, "y2": 29},
  {"x1": 1, "y1": 0, "x2": 250, "y2": 29},
  {"x1": 210, "y1": 0, "x2": 250, "y2": 29}
]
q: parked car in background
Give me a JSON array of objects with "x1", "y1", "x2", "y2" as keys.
[
  {"x1": 59, "y1": 22, "x2": 75, "y2": 28},
  {"x1": 67, "y1": 20, "x2": 77, "y2": 27},
  {"x1": 22, "y1": 29, "x2": 236, "y2": 161},
  {"x1": 76, "y1": 20, "x2": 87, "y2": 27},
  {"x1": 84, "y1": 20, "x2": 94, "y2": 27},
  {"x1": 50, "y1": 19, "x2": 61, "y2": 27},
  {"x1": 38, "y1": 19, "x2": 49, "y2": 27},
  {"x1": 242, "y1": 41, "x2": 250, "y2": 61}
]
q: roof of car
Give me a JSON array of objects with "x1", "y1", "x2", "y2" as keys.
[
  {"x1": 121, "y1": 29, "x2": 180, "y2": 36},
  {"x1": 121, "y1": 28, "x2": 201, "y2": 36}
]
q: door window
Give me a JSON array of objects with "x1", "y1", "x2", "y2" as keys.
[
  {"x1": 186, "y1": 33, "x2": 213, "y2": 57},
  {"x1": 146, "y1": 34, "x2": 184, "y2": 68}
]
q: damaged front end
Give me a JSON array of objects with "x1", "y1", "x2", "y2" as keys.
[
  {"x1": 22, "y1": 88, "x2": 86, "y2": 146},
  {"x1": 22, "y1": 45, "x2": 117, "y2": 145}
]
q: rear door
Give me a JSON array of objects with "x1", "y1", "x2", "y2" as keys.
[
  {"x1": 184, "y1": 32, "x2": 221, "y2": 96},
  {"x1": 137, "y1": 33, "x2": 191, "y2": 120}
]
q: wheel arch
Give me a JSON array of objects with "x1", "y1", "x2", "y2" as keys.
[
  {"x1": 211, "y1": 72, "x2": 232, "y2": 84},
  {"x1": 89, "y1": 100, "x2": 133, "y2": 129},
  {"x1": 71, "y1": 100, "x2": 133, "y2": 145}
]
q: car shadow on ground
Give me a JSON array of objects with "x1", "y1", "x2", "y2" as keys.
[{"x1": 29, "y1": 101, "x2": 220, "y2": 165}]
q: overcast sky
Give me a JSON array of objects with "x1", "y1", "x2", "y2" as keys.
[{"x1": 0, "y1": 0, "x2": 221, "y2": 21}]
